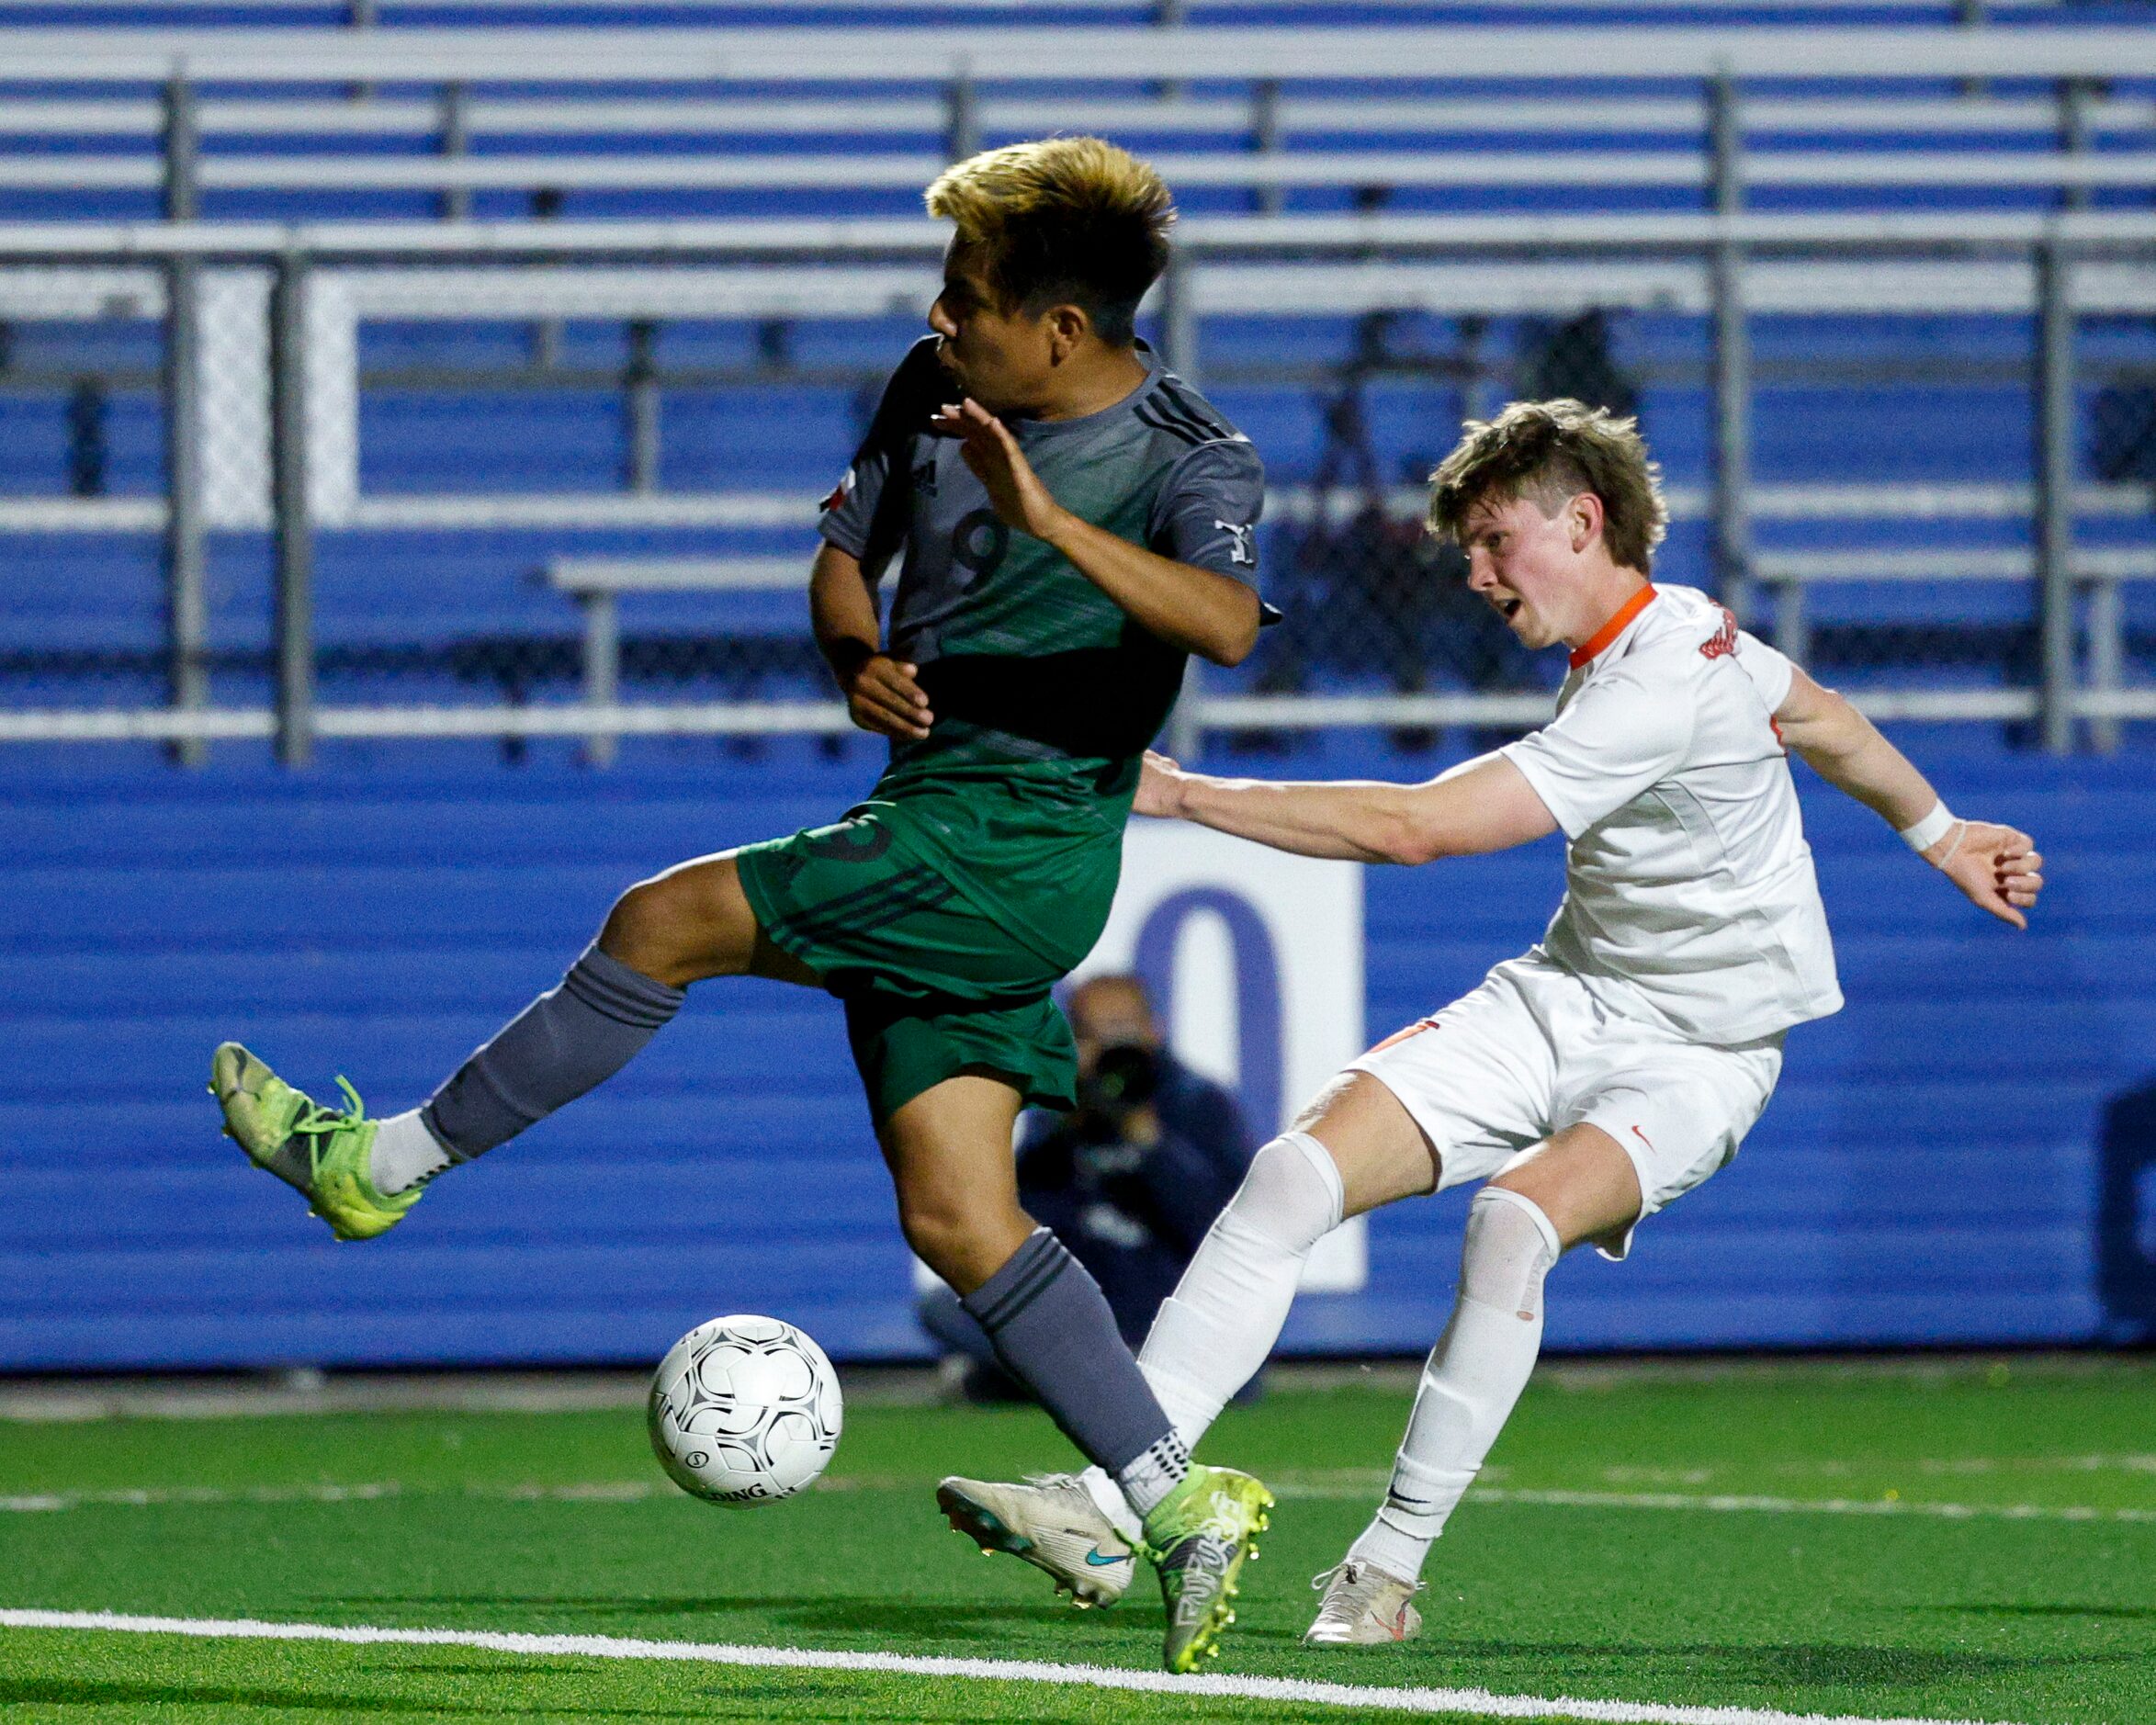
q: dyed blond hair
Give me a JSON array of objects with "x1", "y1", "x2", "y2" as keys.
[
  {"x1": 925, "y1": 136, "x2": 1175, "y2": 345},
  {"x1": 1428, "y1": 399, "x2": 1669, "y2": 575}
]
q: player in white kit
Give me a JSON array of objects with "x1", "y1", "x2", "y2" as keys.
[{"x1": 937, "y1": 399, "x2": 2045, "y2": 1645}]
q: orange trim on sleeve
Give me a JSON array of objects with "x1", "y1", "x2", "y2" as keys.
[
  {"x1": 1365, "y1": 1018, "x2": 1439, "y2": 1057},
  {"x1": 1567, "y1": 582, "x2": 1658, "y2": 670}
]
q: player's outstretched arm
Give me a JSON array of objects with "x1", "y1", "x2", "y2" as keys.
[
  {"x1": 809, "y1": 542, "x2": 932, "y2": 741},
  {"x1": 1136, "y1": 749, "x2": 1557, "y2": 863},
  {"x1": 934, "y1": 398, "x2": 1261, "y2": 666},
  {"x1": 1773, "y1": 664, "x2": 2045, "y2": 929}
]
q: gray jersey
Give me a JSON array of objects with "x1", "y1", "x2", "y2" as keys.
[{"x1": 819, "y1": 335, "x2": 1267, "y2": 765}]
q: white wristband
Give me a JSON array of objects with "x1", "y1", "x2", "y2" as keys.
[{"x1": 1898, "y1": 800, "x2": 1958, "y2": 853}]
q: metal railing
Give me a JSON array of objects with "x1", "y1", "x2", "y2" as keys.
[
  {"x1": 8, "y1": 22, "x2": 2151, "y2": 81},
  {"x1": 7, "y1": 24, "x2": 2156, "y2": 231},
  {"x1": 12, "y1": 27, "x2": 2156, "y2": 231},
  {"x1": 1, "y1": 207, "x2": 2151, "y2": 760}
]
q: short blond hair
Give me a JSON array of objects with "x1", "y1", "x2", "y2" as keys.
[
  {"x1": 1428, "y1": 399, "x2": 1669, "y2": 574},
  {"x1": 925, "y1": 137, "x2": 1175, "y2": 345}
]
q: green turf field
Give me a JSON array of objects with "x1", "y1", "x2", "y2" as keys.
[{"x1": 1, "y1": 1356, "x2": 2150, "y2": 1723}]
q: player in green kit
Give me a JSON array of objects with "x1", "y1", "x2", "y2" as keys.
[{"x1": 209, "y1": 138, "x2": 1275, "y2": 1673}]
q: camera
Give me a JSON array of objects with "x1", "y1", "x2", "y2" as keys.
[{"x1": 1075, "y1": 1041, "x2": 1161, "y2": 1135}]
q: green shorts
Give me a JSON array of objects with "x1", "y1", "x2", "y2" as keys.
[{"x1": 733, "y1": 809, "x2": 1079, "y2": 1122}]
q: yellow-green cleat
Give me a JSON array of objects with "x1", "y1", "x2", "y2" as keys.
[
  {"x1": 210, "y1": 1042, "x2": 418, "y2": 1242},
  {"x1": 1143, "y1": 1464, "x2": 1274, "y2": 1674}
]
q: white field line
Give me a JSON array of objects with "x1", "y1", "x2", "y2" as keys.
[
  {"x1": 1270, "y1": 1472, "x2": 2156, "y2": 1523},
  {"x1": 6, "y1": 1354, "x2": 2142, "y2": 1425},
  {"x1": 1593, "y1": 1458, "x2": 2156, "y2": 1484},
  {"x1": 0, "y1": 1481, "x2": 645, "y2": 1512},
  {"x1": 2, "y1": 1475, "x2": 2150, "y2": 1526},
  {"x1": 1454, "y1": 1487, "x2": 2153, "y2": 1525},
  {"x1": 0, "y1": 1607, "x2": 2032, "y2": 1725}
]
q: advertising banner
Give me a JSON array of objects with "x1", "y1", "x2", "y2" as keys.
[{"x1": 1072, "y1": 821, "x2": 1367, "y2": 1291}]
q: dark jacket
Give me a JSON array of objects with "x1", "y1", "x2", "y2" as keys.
[{"x1": 1016, "y1": 1053, "x2": 1255, "y2": 1345}]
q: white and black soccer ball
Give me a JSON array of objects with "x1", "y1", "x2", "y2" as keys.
[{"x1": 647, "y1": 1314, "x2": 842, "y2": 1506}]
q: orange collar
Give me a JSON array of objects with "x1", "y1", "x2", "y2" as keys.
[{"x1": 1568, "y1": 583, "x2": 1657, "y2": 670}]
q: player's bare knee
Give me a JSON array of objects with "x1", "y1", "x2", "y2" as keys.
[
  {"x1": 1488, "y1": 1134, "x2": 1640, "y2": 1252},
  {"x1": 896, "y1": 1203, "x2": 961, "y2": 1281},
  {"x1": 897, "y1": 1190, "x2": 1023, "y2": 1292},
  {"x1": 597, "y1": 877, "x2": 690, "y2": 980},
  {"x1": 600, "y1": 862, "x2": 756, "y2": 986},
  {"x1": 1299, "y1": 1071, "x2": 1439, "y2": 1214}
]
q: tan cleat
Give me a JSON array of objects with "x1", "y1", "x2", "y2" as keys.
[
  {"x1": 936, "y1": 1473, "x2": 1135, "y2": 1607},
  {"x1": 1304, "y1": 1560, "x2": 1424, "y2": 1645}
]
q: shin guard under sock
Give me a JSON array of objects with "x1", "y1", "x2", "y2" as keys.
[
  {"x1": 1348, "y1": 1187, "x2": 1561, "y2": 1583},
  {"x1": 1138, "y1": 1131, "x2": 1345, "y2": 1449},
  {"x1": 422, "y1": 942, "x2": 685, "y2": 1160},
  {"x1": 961, "y1": 1228, "x2": 1187, "y2": 1511}
]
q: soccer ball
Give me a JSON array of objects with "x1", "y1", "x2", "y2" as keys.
[{"x1": 647, "y1": 1314, "x2": 842, "y2": 1506}]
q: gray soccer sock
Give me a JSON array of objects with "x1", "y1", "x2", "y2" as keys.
[
  {"x1": 420, "y1": 943, "x2": 685, "y2": 1160},
  {"x1": 961, "y1": 1227, "x2": 1186, "y2": 1506}
]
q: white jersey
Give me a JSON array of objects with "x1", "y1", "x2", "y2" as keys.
[{"x1": 1498, "y1": 581, "x2": 1843, "y2": 1046}]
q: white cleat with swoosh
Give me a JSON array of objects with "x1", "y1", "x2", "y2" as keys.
[{"x1": 936, "y1": 1472, "x2": 1135, "y2": 1607}]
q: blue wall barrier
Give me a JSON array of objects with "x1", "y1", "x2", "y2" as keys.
[{"x1": 1, "y1": 735, "x2": 2150, "y2": 1371}]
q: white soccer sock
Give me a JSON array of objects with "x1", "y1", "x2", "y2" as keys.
[
  {"x1": 1347, "y1": 1186, "x2": 1561, "y2": 1584},
  {"x1": 1078, "y1": 1463, "x2": 1144, "y2": 1543},
  {"x1": 1142, "y1": 1130, "x2": 1346, "y2": 1444},
  {"x1": 1074, "y1": 1132, "x2": 1344, "y2": 1539},
  {"x1": 1112, "y1": 1430, "x2": 1191, "y2": 1518},
  {"x1": 369, "y1": 1109, "x2": 456, "y2": 1196}
]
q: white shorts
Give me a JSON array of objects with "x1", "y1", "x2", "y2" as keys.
[{"x1": 1348, "y1": 953, "x2": 1782, "y2": 1259}]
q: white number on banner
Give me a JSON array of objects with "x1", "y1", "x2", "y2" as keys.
[{"x1": 1073, "y1": 823, "x2": 1367, "y2": 1292}]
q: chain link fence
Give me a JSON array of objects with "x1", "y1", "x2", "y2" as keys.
[
  {"x1": 1241, "y1": 310, "x2": 1637, "y2": 744},
  {"x1": 2093, "y1": 318, "x2": 2156, "y2": 487},
  {"x1": 3, "y1": 270, "x2": 2154, "y2": 753}
]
